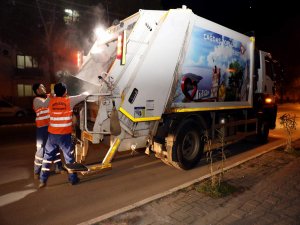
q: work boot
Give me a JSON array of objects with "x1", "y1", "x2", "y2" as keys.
[
  {"x1": 70, "y1": 177, "x2": 80, "y2": 185},
  {"x1": 39, "y1": 181, "x2": 47, "y2": 189}
]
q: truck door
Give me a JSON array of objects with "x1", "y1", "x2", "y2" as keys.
[{"x1": 264, "y1": 55, "x2": 276, "y2": 95}]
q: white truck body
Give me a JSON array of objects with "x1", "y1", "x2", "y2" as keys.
[{"x1": 62, "y1": 7, "x2": 278, "y2": 173}]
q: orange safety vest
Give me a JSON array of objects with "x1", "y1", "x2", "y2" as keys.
[
  {"x1": 33, "y1": 97, "x2": 50, "y2": 128},
  {"x1": 48, "y1": 96, "x2": 73, "y2": 134}
]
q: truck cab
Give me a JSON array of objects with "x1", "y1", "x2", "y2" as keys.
[{"x1": 254, "y1": 50, "x2": 278, "y2": 130}]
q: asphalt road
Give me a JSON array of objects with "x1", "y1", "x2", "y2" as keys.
[{"x1": 0, "y1": 103, "x2": 299, "y2": 225}]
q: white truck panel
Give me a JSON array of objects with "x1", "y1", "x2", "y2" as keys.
[
  {"x1": 112, "y1": 11, "x2": 166, "y2": 97},
  {"x1": 119, "y1": 9, "x2": 192, "y2": 121}
]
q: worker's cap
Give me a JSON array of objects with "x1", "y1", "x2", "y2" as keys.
[
  {"x1": 32, "y1": 83, "x2": 41, "y2": 95},
  {"x1": 54, "y1": 82, "x2": 67, "y2": 97}
]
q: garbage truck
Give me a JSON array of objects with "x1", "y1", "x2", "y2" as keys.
[{"x1": 63, "y1": 6, "x2": 278, "y2": 174}]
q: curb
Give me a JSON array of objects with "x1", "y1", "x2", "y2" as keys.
[{"x1": 78, "y1": 137, "x2": 292, "y2": 225}]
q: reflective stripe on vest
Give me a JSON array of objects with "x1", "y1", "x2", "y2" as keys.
[
  {"x1": 48, "y1": 97, "x2": 73, "y2": 134},
  {"x1": 33, "y1": 98, "x2": 50, "y2": 128}
]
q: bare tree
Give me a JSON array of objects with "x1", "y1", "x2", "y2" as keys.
[
  {"x1": 279, "y1": 113, "x2": 297, "y2": 153},
  {"x1": 36, "y1": 0, "x2": 58, "y2": 84}
]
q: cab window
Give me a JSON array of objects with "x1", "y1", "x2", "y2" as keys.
[{"x1": 265, "y1": 58, "x2": 274, "y2": 80}]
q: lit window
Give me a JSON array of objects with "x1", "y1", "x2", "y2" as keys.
[
  {"x1": 17, "y1": 55, "x2": 25, "y2": 69},
  {"x1": 25, "y1": 56, "x2": 32, "y2": 68},
  {"x1": 17, "y1": 84, "x2": 34, "y2": 96},
  {"x1": 24, "y1": 85, "x2": 33, "y2": 96},
  {"x1": 64, "y1": 9, "x2": 79, "y2": 25},
  {"x1": 17, "y1": 84, "x2": 24, "y2": 96},
  {"x1": 17, "y1": 55, "x2": 38, "y2": 69}
]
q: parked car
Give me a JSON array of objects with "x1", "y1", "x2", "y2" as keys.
[{"x1": 0, "y1": 99, "x2": 28, "y2": 118}]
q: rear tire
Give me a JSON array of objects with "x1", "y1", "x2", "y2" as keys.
[{"x1": 167, "y1": 119, "x2": 204, "y2": 170}]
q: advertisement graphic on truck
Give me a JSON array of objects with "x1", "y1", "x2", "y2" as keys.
[{"x1": 175, "y1": 26, "x2": 251, "y2": 103}]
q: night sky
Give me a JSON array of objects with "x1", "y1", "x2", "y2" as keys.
[
  {"x1": 161, "y1": 0, "x2": 300, "y2": 81},
  {"x1": 0, "y1": 0, "x2": 299, "y2": 82}
]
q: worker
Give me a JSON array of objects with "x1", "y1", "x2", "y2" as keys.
[
  {"x1": 39, "y1": 82, "x2": 89, "y2": 188},
  {"x1": 32, "y1": 83, "x2": 64, "y2": 179}
]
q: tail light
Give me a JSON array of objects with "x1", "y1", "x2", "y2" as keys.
[
  {"x1": 77, "y1": 51, "x2": 83, "y2": 68},
  {"x1": 116, "y1": 30, "x2": 127, "y2": 65}
]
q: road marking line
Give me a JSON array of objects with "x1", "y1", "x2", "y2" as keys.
[{"x1": 0, "y1": 189, "x2": 36, "y2": 207}]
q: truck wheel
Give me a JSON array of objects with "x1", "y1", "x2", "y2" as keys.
[
  {"x1": 168, "y1": 119, "x2": 204, "y2": 170},
  {"x1": 257, "y1": 120, "x2": 269, "y2": 143}
]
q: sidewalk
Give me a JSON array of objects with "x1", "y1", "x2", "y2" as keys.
[{"x1": 97, "y1": 140, "x2": 300, "y2": 225}]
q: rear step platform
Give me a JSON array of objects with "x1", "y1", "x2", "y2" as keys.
[
  {"x1": 64, "y1": 163, "x2": 89, "y2": 173},
  {"x1": 64, "y1": 162, "x2": 112, "y2": 174}
]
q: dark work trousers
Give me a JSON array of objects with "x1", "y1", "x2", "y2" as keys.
[
  {"x1": 34, "y1": 126, "x2": 63, "y2": 175},
  {"x1": 40, "y1": 133, "x2": 78, "y2": 184}
]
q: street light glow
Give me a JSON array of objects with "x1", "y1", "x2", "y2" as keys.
[
  {"x1": 94, "y1": 26, "x2": 112, "y2": 42},
  {"x1": 64, "y1": 9, "x2": 73, "y2": 16}
]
